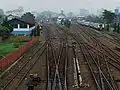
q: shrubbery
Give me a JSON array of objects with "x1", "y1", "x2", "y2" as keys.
[
  {"x1": 12, "y1": 36, "x2": 31, "y2": 42},
  {"x1": 0, "y1": 25, "x2": 12, "y2": 39},
  {"x1": 0, "y1": 25, "x2": 9, "y2": 35},
  {"x1": 13, "y1": 43, "x2": 20, "y2": 48},
  {"x1": 64, "y1": 19, "x2": 71, "y2": 28}
]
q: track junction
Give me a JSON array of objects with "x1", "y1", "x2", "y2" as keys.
[{"x1": 0, "y1": 23, "x2": 120, "y2": 90}]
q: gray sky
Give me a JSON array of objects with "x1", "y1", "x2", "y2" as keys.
[{"x1": 0, "y1": 0, "x2": 120, "y2": 13}]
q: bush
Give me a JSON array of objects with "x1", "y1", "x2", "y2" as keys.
[
  {"x1": 13, "y1": 43, "x2": 20, "y2": 48},
  {"x1": 12, "y1": 36, "x2": 31, "y2": 42},
  {"x1": 0, "y1": 25, "x2": 11, "y2": 39},
  {"x1": 64, "y1": 19, "x2": 71, "y2": 28}
]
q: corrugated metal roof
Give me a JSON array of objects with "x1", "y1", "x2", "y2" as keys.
[{"x1": 8, "y1": 18, "x2": 35, "y2": 25}]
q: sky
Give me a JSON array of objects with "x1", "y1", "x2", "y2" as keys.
[{"x1": 0, "y1": 0, "x2": 120, "y2": 14}]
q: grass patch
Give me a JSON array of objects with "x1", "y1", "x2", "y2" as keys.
[
  {"x1": 0, "y1": 35, "x2": 42, "y2": 60},
  {"x1": 57, "y1": 24, "x2": 70, "y2": 32},
  {"x1": 0, "y1": 43, "x2": 17, "y2": 59},
  {"x1": 0, "y1": 36, "x2": 29, "y2": 60},
  {"x1": 0, "y1": 42, "x2": 27, "y2": 59}
]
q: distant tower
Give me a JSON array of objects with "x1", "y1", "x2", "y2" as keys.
[
  {"x1": 61, "y1": 10, "x2": 64, "y2": 15},
  {"x1": 57, "y1": 10, "x2": 66, "y2": 24},
  {"x1": 59, "y1": 9, "x2": 66, "y2": 18}
]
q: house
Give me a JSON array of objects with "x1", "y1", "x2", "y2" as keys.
[
  {"x1": 8, "y1": 18, "x2": 36, "y2": 35},
  {"x1": 7, "y1": 14, "x2": 17, "y2": 21}
]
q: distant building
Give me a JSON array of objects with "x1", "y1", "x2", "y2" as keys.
[{"x1": 8, "y1": 18, "x2": 35, "y2": 35}]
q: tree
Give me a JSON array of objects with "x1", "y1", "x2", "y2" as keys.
[
  {"x1": 102, "y1": 9, "x2": 116, "y2": 31},
  {"x1": 2, "y1": 15, "x2": 13, "y2": 32},
  {"x1": 36, "y1": 12, "x2": 48, "y2": 21},
  {"x1": 85, "y1": 15, "x2": 103, "y2": 23},
  {"x1": 6, "y1": 7, "x2": 24, "y2": 17},
  {"x1": 64, "y1": 19, "x2": 71, "y2": 28},
  {"x1": 21, "y1": 12, "x2": 35, "y2": 21},
  {"x1": 0, "y1": 9, "x2": 5, "y2": 24},
  {"x1": 0, "y1": 25, "x2": 11, "y2": 39},
  {"x1": 117, "y1": 24, "x2": 120, "y2": 33},
  {"x1": 36, "y1": 11, "x2": 59, "y2": 21},
  {"x1": 102, "y1": 9, "x2": 116, "y2": 24},
  {"x1": 113, "y1": 23, "x2": 117, "y2": 32}
]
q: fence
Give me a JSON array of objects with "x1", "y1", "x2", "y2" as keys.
[
  {"x1": 0, "y1": 37, "x2": 38, "y2": 71},
  {"x1": 0, "y1": 37, "x2": 2, "y2": 42}
]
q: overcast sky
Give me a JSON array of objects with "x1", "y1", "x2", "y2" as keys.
[{"x1": 0, "y1": 0, "x2": 120, "y2": 13}]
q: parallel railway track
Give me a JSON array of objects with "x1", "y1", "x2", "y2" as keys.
[
  {"x1": 45, "y1": 24, "x2": 68, "y2": 90},
  {"x1": 58, "y1": 23, "x2": 120, "y2": 90},
  {"x1": 75, "y1": 24, "x2": 120, "y2": 90},
  {"x1": 0, "y1": 42, "x2": 47, "y2": 90}
]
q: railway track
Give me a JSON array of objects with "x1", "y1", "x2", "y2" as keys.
[
  {"x1": 56, "y1": 24, "x2": 86, "y2": 89},
  {"x1": 77, "y1": 23, "x2": 120, "y2": 48},
  {"x1": 77, "y1": 25, "x2": 120, "y2": 70},
  {"x1": 0, "y1": 41, "x2": 41, "y2": 86},
  {"x1": 0, "y1": 42, "x2": 47, "y2": 90},
  {"x1": 57, "y1": 23, "x2": 120, "y2": 90},
  {"x1": 44, "y1": 25, "x2": 57, "y2": 90},
  {"x1": 45, "y1": 25, "x2": 62, "y2": 90},
  {"x1": 45, "y1": 24, "x2": 68, "y2": 90},
  {"x1": 81, "y1": 42, "x2": 118, "y2": 90},
  {"x1": 75, "y1": 24, "x2": 120, "y2": 90},
  {"x1": 57, "y1": 36, "x2": 68, "y2": 90},
  {"x1": 55, "y1": 26, "x2": 68, "y2": 90}
]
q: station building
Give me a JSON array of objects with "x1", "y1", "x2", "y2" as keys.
[{"x1": 8, "y1": 18, "x2": 35, "y2": 35}]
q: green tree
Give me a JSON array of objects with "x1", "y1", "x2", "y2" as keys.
[
  {"x1": 2, "y1": 15, "x2": 13, "y2": 32},
  {"x1": 0, "y1": 25, "x2": 11, "y2": 39},
  {"x1": 102, "y1": 9, "x2": 116, "y2": 23},
  {"x1": 85, "y1": 15, "x2": 103, "y2": 23},
  {"x1": 64, "y1": 19, "x2": 71, "y2": 28},
  {"x1": 102, "y1": 9, "x2": 116, "y2": 31},
  {"x1": 117, "y1": 24, "x2": 120, "y2": 33},
  {"x1": 21, "y1": 12, "x2": 35, "y2": 21},
  {"x1": 113, "y1": 23, "x2": 117, "y2": 32},
  {"x1": 36, "y1": 11, "x2": 52, "y2": 20},
  {"x1": 36, "y1": 11, "x2": 58, "y2": 21},
  {"x1": 0, "y1": 9, "x2": 5, "y2": 24}
]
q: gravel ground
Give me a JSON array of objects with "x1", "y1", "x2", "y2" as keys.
[{"x1": 18, "y1": 47, "x2": 47, "y2": 90}]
